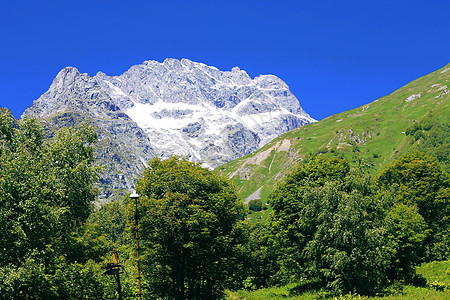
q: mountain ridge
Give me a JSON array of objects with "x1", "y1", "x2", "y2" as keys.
[{"x1": 23, "y1": 58, "x2": 314, "y2": 200}]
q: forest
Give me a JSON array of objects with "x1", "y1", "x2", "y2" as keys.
[{"x1": 0, "y1": 107, "x2": 448, "y2": 299}]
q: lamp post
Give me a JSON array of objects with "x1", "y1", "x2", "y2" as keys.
[{"x1": 130, "y1": 191, "x2": 142, "y2": 300}]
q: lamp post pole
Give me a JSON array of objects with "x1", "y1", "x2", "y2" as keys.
[{"x1": 130, "y1": 191, "x2": 142, "y2": 300}]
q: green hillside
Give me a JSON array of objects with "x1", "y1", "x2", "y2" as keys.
[{"x1": 217, "y1": 63, "x2": 450, "y2": 204}]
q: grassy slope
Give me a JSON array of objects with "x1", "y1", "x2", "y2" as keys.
[
  {"x1": 226, "y1": 260, "x2": 450, "y2": 300},
  {"x1": 217, "y1": 63, "x2": 450, "y2": 205}
]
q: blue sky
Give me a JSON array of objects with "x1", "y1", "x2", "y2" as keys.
[{"x1": 1, "y1": 0, "x2": 449, "y2": 120}]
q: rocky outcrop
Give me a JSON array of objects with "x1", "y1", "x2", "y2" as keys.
[{"x1": 23, "y1": 67, "x2": 156, "y2": 201}]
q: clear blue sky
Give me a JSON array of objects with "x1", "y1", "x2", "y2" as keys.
[{"x1": 1, "y1": 0, "x2": 449, "y2": 120}]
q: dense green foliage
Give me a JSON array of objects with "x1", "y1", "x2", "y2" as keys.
[
  {"x1": 269, "y1": 157, "x2": 388, "y2": 294},
  {"x1": 0, "y1": 108, "x2": 105, "y2": 299},
  {"x1": 262, "y1": 154, "x2": 448, "y2": 296},
  {"x1": 248, "y1": 199, "x2": 266, "y2": 212},
  {"x1": 131, "y1": 156, "x2": 247, "y2": 299},
  {"x1": 384, "y1": 203, "x2": 429, "y2": 282},
  {"x1": 377, "y1": 152, "x2": 449, "y2": 260},
  {"x1": 87, "y1": 199, "x2": 127, "y2": 247},
  {"x1": 242, "y1": 223, "x2": 279, "y2": 290}
]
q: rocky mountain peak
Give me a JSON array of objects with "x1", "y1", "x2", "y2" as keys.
[{"x1": 23, "y1": 58, "x2": 315, "y2": 200}]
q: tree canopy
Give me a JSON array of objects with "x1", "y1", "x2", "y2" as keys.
[
  {"x1": 269, "y1": 156, "x2": 393, "y2": 295},
  {"x1": 377, "y1": 152, "x2": 449, "y2": 260},
  {"x1": 267, "y1": 154, "x2": 447, "y2": 295},
  {"x1": 131, "y1": 156, "x2": 247, "y2": 299},
  {"x1": 0, "y1": 108, "x2": 101, "y2": 299}
]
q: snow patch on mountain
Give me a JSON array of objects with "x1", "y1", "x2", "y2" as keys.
[{"x1": 92, "y1": 58, "x2": 316, "y2": 167}]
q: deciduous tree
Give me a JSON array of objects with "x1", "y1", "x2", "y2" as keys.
[
  {"x1": 270, "y1": 156, "x2": 391, "y2": 295},
  {"x1": 131, "y1": 156, "x2": 246, "y2": 299},
  {"x1": 0, "y1": 108, "x2": 101, "y2": 299},
  {"x1": 377, "y1": 152, "x2": 449, "y2": 260}
]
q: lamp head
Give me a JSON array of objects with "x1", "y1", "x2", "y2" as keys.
[{"x1": 130, "y1": 191, "x2": 140, "y2": 199}]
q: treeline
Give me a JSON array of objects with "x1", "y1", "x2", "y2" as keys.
[{"x1": 0, "y1": 108, "x2": 448, "y2": 299}]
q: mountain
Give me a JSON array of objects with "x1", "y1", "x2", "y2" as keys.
[
  {"x1": 23, "y1": 58, "x2": 314, "y2": 200},
  {"x1": 22, "y1": 67, "x2": 156, "y2": 200},
  {"x1": 93, "y1": 58, "x2": 314, "y2": 167},
  {"x1": 217, "y1": 63, "x2": 450, "y2": 204}
]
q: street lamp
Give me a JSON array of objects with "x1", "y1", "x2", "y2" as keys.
[{"x1": 130, "y1": 191, "x2": 142, "y2": 300}]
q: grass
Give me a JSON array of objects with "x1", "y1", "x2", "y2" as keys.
[
  {"x1": 371, "y1": 285, "x2": 450, "y2": 300},
  {"x1": 416, "y1": 260, "x2": 450, "y2": 285},
  {"x1": 225, "y1": 282, "x2": 318, "y2": 300},
  {"x1": 225, "y1": 261, "x2": 450, "y2": 300}
]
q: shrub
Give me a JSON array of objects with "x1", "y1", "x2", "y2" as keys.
[{"x1": 248, "y1": 199, "x2": 263, "y2": 211}]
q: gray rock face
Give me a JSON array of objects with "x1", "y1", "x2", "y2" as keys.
[
  {"x1": 23, "y1": 58, "x2": 315, "y2": 200},
  {"x1": 23, "y1": 67, "x2": 156, "y2": 201}
]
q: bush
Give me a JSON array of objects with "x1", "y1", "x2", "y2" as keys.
[{"x1": 248, "y1": 199, "x2": 263, "y2": 211}]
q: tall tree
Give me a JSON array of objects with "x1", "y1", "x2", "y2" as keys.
[
  {"x1": 244, "y1": 223, "x2": 279, "y2": 289},
  {"x1": 269, "y1": 156, "x2": 391, "y2": 295},
  {"x1": 131, "y1": 156, "x2": 246, "y2": 299},
  {"x1": 377, "y1": 152, "x2": 449, "y2": 260},
  {"x1": 0, "y1": 108, "x2": 101, "y2": 299},
  {"x1": 269, "y1": 156, "x2": 352, "y2": 283},
  {"x1": 384, "y1": 203, "x2": 430, "y2": 282}
]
